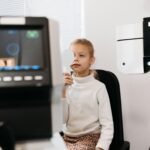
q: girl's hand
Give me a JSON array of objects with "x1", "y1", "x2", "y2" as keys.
[
  {"x1": 63, "y1": 73, "x2": 73, "y2": 86},
  {"x1": 62, "y1": 73, "x2": 73, "y2": 98}
]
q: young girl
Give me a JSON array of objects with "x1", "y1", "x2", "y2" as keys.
[{"x1": 62, "y1": 39, "x2": 114, "y2": 150}]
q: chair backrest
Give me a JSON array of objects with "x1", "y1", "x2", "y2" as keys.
[{"x1": 96, "y1": 70, "x2": 124, "y2": 149}]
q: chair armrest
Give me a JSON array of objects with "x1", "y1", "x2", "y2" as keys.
[{"x1": 119, "y1": 141, "x2": 130, "y2": 150}]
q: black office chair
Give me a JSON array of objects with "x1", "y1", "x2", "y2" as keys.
[{"x1": 96, "y1": 69, "x2": 130, "y2": 150}]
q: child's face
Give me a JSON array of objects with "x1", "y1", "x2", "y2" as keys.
[{"x1": 70, "y1": 44, "x2": 95, "y2": 77}]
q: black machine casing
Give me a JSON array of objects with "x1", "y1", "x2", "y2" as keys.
[
  {"x1": 0, "y1": 17, "x2": 55, "y2": 143},
  {"x1": 143, "y1": 17, "x2": 150, "y2": 72}
]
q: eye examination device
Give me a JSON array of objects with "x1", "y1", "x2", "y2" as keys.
[
  {"x1": 0, "y1": 16, "x2": 63, "y2": 149},
  {"x1": 116, "y1": 17, "x2": 150, "y2": 74}
]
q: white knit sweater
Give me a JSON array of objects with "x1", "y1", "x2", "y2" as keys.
[{"x1": 62, "y1": 73, "x2": 114, "y2": 150}]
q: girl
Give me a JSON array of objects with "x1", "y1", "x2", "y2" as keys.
[{"x1": 62, "y1": 38, "x2": 114, "y2": 150}]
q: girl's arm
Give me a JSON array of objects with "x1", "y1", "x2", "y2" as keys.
[{"x1": 62, "y1": 73, "x2": 73, "y2": 123}]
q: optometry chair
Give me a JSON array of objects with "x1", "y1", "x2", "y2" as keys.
[{"x1": 96, "y1": 69, "x2": 130, "y2": 150}]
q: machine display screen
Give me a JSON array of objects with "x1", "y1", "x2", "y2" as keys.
[{"x1": 0, "y1": 27, "x2": 44, "y2": 71}]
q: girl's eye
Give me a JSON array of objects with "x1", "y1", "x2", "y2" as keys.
[{"x1": 80, "y1": 54, "x2": 84, "y2": 57}]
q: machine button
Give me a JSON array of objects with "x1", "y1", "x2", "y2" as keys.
[
  {"x1": 3, "y1": 76, "x2": 12, "y2": 82},
  {"x1": 14, "y1": 76, "x2": 23, "y2": 81},
  {"x1": 34, "y1": 75, "x2": 43, "y2": 80},
  {"x1": 24, "y1": 76, "x2": 33, "y2": 81}
]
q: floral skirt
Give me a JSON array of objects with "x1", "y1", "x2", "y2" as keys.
[{"x1": 63, "y1": 133, "x2": 100, "y2": 150}]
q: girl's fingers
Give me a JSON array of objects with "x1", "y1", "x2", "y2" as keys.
[
  {"x1": 64, "y1": 78, "x2": 73, "y2": 85},
  {"x1": 63, "y1": 72, "x2": 71, "y2": 76},
  {"x1": 63, "y1": 73, "x2": 73, "y2": 85},
  {"x1": 64, "y1": 77, "x2": 73, "y2": 85}
]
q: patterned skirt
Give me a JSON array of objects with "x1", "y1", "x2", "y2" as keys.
[{"x1": 63, "y1": 133, "x2": 100, "y2": 150}]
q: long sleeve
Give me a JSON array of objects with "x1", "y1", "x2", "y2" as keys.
[
  {"x1": 61, "y1": 85, "x2": 70, "y2": 123},
  {"x1": 61, "y1": 98, "x2": 69, "y2": 123},
  {"x1": 96, "y1": 85, "x2": 114, "y2": 150}
]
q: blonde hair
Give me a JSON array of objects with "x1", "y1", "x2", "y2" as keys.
[{"x1": 70, "y1": 38, "x2": 94, "y2": 57}]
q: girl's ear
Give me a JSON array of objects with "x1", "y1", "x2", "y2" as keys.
[{"x1": 90, "y1": 56, "x2": 95, "y2": 65}]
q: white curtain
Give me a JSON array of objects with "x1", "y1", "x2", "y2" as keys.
[{"x1": 0, "y1": 0, "x2": 25, "y2": 16}]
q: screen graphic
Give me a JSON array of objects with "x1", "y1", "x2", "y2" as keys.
[{"x1": 0, "y1": 28, "x2": 44, "y2": 71}]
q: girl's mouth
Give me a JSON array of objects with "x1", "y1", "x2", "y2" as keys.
[{"x1": 71, "y1": 63, "x2": 81, "y2": 68}]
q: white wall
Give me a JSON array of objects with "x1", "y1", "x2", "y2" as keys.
[{"x1": 83, "y1": 0, "x2": 150, "y2": 150}]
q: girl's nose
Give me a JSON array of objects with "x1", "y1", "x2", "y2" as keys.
[
  {"x1": 73, "y1": 55, "x2": 78, "y2": 61},
  {"x1": 72, "y1": 57, "x2": 79, "y2": 65}
]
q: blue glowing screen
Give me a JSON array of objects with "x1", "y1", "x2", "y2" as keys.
[{"x1": 0, "y1": 29, "x2": 44, "y2": 71}]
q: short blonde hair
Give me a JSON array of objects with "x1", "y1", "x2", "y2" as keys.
[{"x1": 70, "y1": 38, "x2": 94, "y2": 57}]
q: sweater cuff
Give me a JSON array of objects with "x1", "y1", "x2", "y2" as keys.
[{"x1": 96, "y1": 141, "x2": 109, "y2": 150}]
